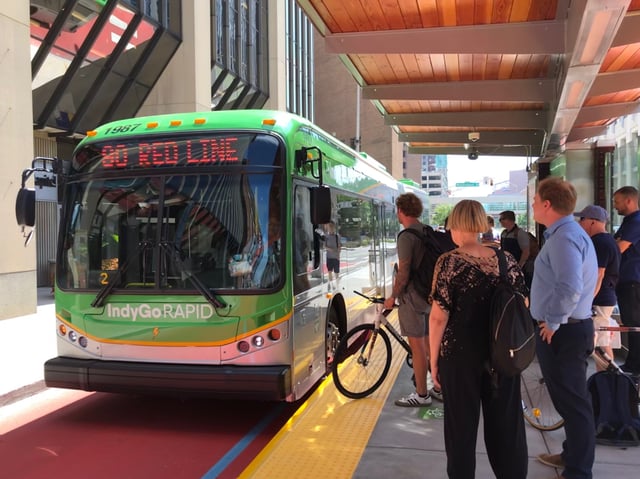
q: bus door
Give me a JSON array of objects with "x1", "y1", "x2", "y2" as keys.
[
  {"x1": 291, "y1": 183, "x2": 324, "y2": 395},
  {"x1": 292, "y1": 184, "x2": 325, "y2": 295},
  {"x1": 382, "y1": 200, "x2": 399, "y2": 294},
  {"x1": 368, "y1": 201, "x2": 386, "y2": 295}
]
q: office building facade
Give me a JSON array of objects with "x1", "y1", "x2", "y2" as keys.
[{"x1": 1, "y1": 0, "x2": 313, "y2": 318}]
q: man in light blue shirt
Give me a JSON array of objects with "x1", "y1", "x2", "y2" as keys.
[
  {"x1": 530, "y1": 221, "x2": 598, "y2": 331},
  {"x1": 530, "y1": 177, "x2": 598, "y2": 479}
]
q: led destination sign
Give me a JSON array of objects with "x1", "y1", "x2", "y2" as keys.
[{"x1": 101, "y1": 137, "x2": 240, "y2": 169}]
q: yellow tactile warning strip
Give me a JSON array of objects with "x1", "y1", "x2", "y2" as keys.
[{"x1": 238, "y1": 312, "x2": 406, "y2": 479}]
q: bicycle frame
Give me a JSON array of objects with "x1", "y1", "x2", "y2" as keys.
[
  {"x1": 374, "y1": 302, "x2": 412, "y2": 357},
  {"x1": 594, "y1": 326, "x2": 640, "y2": 373},
  {"x1": 598, "y1": 326, "x2": 640, "y2": 333},
  {"x1": 358, "y1": 293, "x2": 414, "y2": 372},
  {"x1": 331, "y1": 291, "x2": 413, "y2": 399}
]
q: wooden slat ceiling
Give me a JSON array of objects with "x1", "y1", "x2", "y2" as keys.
[{"x1": 298, "y1": 0, "x2": 640, "y2": 159}]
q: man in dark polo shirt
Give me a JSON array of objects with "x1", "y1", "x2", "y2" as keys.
[
  {"x1": 575, "y1": 204, "x2": 620, "y2": 370},
  {"x1": 613, "y1": 186, "x2": 640, "y2": 375}
]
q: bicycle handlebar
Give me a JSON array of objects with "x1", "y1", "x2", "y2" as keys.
[{"x1": 353, "y1": 290, "x2": 385, "y2": 304}]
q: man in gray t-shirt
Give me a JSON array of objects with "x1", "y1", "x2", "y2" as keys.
[{"x1": 384, "y1": 193, "x2": 435, "y2": 407}]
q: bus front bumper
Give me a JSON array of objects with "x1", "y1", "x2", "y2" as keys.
[{"x1": 44, "y1": 357, "x2": 292, "y2": 401}]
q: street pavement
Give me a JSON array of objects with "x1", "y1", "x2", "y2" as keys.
[
  {"x1": 0, "y1": 288, "x2": 56, "y2": 405},
  {"x1": 3, "y1": 288, "x2": 640, "y2": 478}
]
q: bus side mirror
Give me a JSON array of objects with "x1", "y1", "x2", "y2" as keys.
[
  {"x1": 16, "y1": 188, "x2": 36, "y2": 227},
  {"x1": 310, "y1": 186, "x2": 331, "y2": 224},
  {"x1": 295, "y1": 148, "x2": 307, "y2": 170}
]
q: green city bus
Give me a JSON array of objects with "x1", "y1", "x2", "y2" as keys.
[{"x1": 17, "y1": 110, "x2": 404, "y2": 401}]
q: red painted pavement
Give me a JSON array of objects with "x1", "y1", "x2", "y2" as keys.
[{"x1": 0, "y1": 389, "x2": 297, "y2": 479}]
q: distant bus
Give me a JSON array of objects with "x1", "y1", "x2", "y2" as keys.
[{"x1": 16, "y1": 110, "x2": 402, "y2": 401}]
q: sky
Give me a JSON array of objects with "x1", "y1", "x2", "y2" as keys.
[{"x1": 446, "y1": 155, "x2": 528, "y2": 197}]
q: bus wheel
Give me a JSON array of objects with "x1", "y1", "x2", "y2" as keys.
[{"x1": 326, "y1": 307, "x2": 340, "y2": 372}]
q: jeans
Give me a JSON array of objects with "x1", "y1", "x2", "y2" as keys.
[
  {"x1": 616, "y1": 281, "x2": 640, "y2": 371},
  {"x1": 536, "y1": 319, "x2": 595, "y2": 479}
]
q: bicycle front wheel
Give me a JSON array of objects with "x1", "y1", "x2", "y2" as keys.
[
  {"x1": 332, "y1": 323, "x2": 392, "y2": 399},
  {"x1": 520, "y1": 358, "x2": 564, "y2": 431}
]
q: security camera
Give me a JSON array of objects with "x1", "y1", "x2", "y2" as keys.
[
  {"x1": 468, "y1": 147, "x2": 479, "y2": 160},
  {"x1": 468, "y1": 132, "x2": 480, "y2": 142}
]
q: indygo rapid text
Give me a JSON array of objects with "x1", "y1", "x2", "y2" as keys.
[{"x1": 106, "y1": 303, "x2": 215, "y2": 321}]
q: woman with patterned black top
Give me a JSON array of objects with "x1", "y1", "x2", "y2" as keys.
[{"x1": 429, "y1": 199, "x2": 528, "y2": 479}]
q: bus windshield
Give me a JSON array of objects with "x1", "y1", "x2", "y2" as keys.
[{"x1": 59, "y1": 133, "x2": 283, "y2": 294}]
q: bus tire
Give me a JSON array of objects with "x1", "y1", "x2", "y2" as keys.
[{"x1": 326, "y1": 306, "x2": 341, "y2": 374}]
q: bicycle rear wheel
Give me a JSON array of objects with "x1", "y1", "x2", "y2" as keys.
[
  {"x1": 520, "y1": 358, "x2": 564, "y2": 431},
  {"x1": 332, "y1": 323, "x2": 392, "y2": 399}
]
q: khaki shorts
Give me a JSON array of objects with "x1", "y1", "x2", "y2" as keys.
[
  {"x1": 593, "y1": 305, "x2": 620, "y2": 348},
  {"x1": 398, "y1": 292, "x2": 430, "y2": 337}
]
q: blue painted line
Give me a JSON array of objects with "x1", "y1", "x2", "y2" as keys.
[{"x1": 201, "y1": 403, "x2": 286, "y2": 478}]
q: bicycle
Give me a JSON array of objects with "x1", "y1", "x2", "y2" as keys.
[
  {"x1": 520, "y1": 355, "x2": 564, "y2": 431},
  {"x1": 520, "y1": 324, "x2": 640, "y2": 431},
  {"x1": 332, "y1": 291, "x2": 413, "y2": 399}
]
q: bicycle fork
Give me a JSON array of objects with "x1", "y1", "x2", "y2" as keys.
[
  {"x1": 353, "y1": 303, "x2": 387, "y2": 366},
  {"x1": 357, "y1": 329, "x2": 380, "y2": 367}
]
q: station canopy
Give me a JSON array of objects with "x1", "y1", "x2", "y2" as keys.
[{"x1": 298, "y1": 0, "x2": 640, "y2": 159}]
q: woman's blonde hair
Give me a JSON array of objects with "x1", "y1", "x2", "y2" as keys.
[{"x1": 447, "y1": 199, "x2": 489, "y2": 233}]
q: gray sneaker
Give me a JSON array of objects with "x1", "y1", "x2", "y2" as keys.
[
  {"x1": 395, "y1": 391, "x2": 432, "y2": 407},
  {"x1": 429, "y1": 387, "x2": 443, "y2": 402}
]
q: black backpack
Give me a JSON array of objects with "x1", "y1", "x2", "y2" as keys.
[
  {"x1": 588, "y1": 368, "x2": 640, "y2": 447},
  {"x1": 488, "y1": 248, "x2": 536, "y2": 377},
  {"x1": 400, "y1": 225, "x2": 456, "y2": 297},
  {"x1": 525, "y1": 231, "x2": 539, "y2": 260}
]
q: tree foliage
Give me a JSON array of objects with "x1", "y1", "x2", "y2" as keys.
[
  {"x1": 432, "y1": 204, "x2": 454, "y2": 227},
  {"x1": 517, "y1": 213, "x2": 528, "y2": 227}
]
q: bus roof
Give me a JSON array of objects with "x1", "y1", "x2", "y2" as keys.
[
  {"x1": 399, "y1": 178, "x2": 421, "y2": 188},
  {"x1": 79, "y1": 110, "x2": 399, "y2": 195},
  {"x1": 82, "y1": 110, "x2": 315, "y2": 145},
  {"x1": 81, "y1": 110, "x2": 391, "y2": 173}
]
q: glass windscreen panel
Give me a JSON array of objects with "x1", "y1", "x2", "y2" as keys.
[{"x1": 59, "y1": 133, "x2": 283, "y2": 293}]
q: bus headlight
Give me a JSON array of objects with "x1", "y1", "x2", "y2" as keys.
[
  {"x1": 68, "y1": 331, "x2": 77, "y2": 342},
  {"x1": 252, "y1": 336, "x2": 264, "y2": 348}
]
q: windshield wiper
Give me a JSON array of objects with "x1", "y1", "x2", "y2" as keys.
[
  {"x1": 91, "y1": 241, "x2": 152, "y2": 308},
  {"x1": 158, "y1": 241, "x2": 227, "y2": 309}
]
